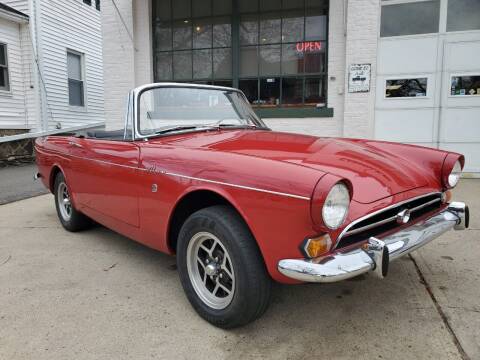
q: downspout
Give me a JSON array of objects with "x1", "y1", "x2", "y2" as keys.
[{"x1": 29, "y1": 0, "x2": 47, "y2": 132}]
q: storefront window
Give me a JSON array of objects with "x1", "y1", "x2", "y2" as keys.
[
  {"x1": 451, "y1": 75, "x2": 480, "y2": 96},
  {"x1": 259, "y1": 78, "x2": 280, "y2": 106},
  {"x1": 282, "y1": 77, "x2": 303, "y2": 105},
  {"x1": 259, "y1": 45, "x2": 281, "y2": 75},
  {"x1": 240, "y1": 46, "x2": 258, "y2": 77},
  {"x1": 282, "y1": 11, "x2": 304, "y2": 42},
  {"x1": 152, "y1": 0, "x2": 328, "y2": 108},
  {"x1": 385, "y1": 78, "x2": 428, "y2": 98},
  {"x1": 259, "y1": 13, "x2": 281, "y2": 44}
]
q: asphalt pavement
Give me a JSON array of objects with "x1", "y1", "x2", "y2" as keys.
[
  {"x1": 0, "y1": 179, "x2": 478, "y2": 360},
  {"x1": 0, "y1": 163, "x2": 49, "y2": 205}
]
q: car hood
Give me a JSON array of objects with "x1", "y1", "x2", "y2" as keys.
[{"x1": 158, "y1": 130, "x2": 431, "y2": 204}]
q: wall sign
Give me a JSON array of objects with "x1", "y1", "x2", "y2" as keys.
[{"x1": 348, "y1": 64, "x2": 371, "y2": 93}]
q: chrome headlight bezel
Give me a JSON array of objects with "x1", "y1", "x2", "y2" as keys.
[
  {"x1": 322, "y1": 182, "x2": 350, "y2": 230},
  {"x1": 447, "y1": 160, "x2": 462, "y2": 188}
]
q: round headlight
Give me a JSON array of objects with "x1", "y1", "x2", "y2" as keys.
[
  {"x1": 448, "y1": 160, "x2": 462, "y2": 188},
  {"x1": 322, "y1": 182, "x2": 350, "y2": 230}
]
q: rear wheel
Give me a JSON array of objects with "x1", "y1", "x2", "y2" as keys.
[
  {"x1": 54, "y1": 172, "x2": 91, "y2": 232},
  {"x1": 177, "y1": 205, "x2": 271, "y2": 328}
]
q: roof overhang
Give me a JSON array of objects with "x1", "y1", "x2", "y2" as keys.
[{"x1": 0, "y1": 6, "x2": 29, "y2": 24}]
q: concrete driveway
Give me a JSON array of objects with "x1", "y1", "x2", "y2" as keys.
[{"x1": 0, "y1": 180, "x2": 478, "y2": 360}]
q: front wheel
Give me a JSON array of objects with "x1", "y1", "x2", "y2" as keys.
[{"x1": 177, "y1": 205, "x2": 271, "y2": 328}]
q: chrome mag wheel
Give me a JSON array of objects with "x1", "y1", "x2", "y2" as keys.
[
  {"x1": 57, "y1": 182, "x2": 72, "y2": 221},
  {"x1": 186, "y1": 232, "x2": 235, "y2": 309}
]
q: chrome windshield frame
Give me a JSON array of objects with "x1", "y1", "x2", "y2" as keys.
[{"x1": 130, "y1": 82, "x2": 268, "y2": 141}]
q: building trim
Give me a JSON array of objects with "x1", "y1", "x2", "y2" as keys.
[
  {"x1": 0, "y1": 3, "x2": 29, "y2": 23},
  {"x1": 254, "y1": 107, "x2": 334, "y2": 118}
]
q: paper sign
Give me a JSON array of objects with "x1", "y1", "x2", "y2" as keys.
[{"x1": 348, "y1": 64, "x2": 371, "y2": 93}]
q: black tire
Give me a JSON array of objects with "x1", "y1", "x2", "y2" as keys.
[
  {"x1": 54, "y1": 172, "x2": 92, "y2": 232},
  {"x1": 177, "y1": 205, "x2": 271, "y2": 329}
]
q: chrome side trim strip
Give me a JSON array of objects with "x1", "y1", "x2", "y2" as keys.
[
  {"x1": 335, "y1": 192, "x2": 442, "y2": 247},
  {"x1": 68, "y1": 153, "x2": 143, "y2": 170},
  {"x1": 162, "y1": 171, "x2": 311, "y2": 201},
  {"x1": 65, "y1": 152, "x2": 310, "y2": 201}
]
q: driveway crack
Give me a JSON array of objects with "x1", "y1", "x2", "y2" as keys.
[{"x1": 409, "y1": 254, "x2": 469, "y2": 360}]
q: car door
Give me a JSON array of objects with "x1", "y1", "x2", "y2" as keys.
[{"x1": 68, "y1": 137, "x2": 140, "y2": 227}]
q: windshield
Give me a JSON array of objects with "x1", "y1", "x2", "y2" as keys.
[{"x1": 138, "y1": 86, "x2": 265, "y2": 136}]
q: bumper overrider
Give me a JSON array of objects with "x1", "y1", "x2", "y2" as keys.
[{"x1": 278, "y1": 202, "x2": 469, "y2": 283}]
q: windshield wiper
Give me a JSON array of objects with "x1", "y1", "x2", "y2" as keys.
[
  {"x1": 153, "y1": 126, "x2": 199, "y2": 135},
  {"x1": 149, "y1": 122, "x2": 262, "y2": 136},
  {"x1": 216, "y1": 123, "x2": 258, "y2": 129},
  {"x1": 202, "y1": 118, "x2": 260, "y2": 130}
]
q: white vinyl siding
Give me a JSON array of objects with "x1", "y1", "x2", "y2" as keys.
[
  {"x1": 0, "y1": 0, "x2": 105, "y2": 133},
  {"x1": 39, "y1": 0, "x2": 105, "y2": 130},
  {"x1": 0, "y1": 16, "x2": 29, "y2": 129},
  {"x1": 1, "y1": 0, "x2": 37, "y2": 131}
]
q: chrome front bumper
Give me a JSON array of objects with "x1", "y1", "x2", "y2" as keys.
[{"x1": 278, "y1": 202, "x2": 469, "y2": 283}]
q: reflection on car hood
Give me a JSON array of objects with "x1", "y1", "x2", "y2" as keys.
[{"x1": 157, "y1": 130, "x2": 431, "y2": 204}]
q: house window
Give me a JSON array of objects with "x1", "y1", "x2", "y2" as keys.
[
  {"x1": 0, "y1": 43, "x2": 9, "y2": 92},
  {"x1": 95, "y1": 0, "x2": 100, "y2": 11},
  {"x1": 83, "y1": 0, "x2": 92, "y2": 5},
  {"x1": 67, "y1": 50, "x2": 85, "y2": 107},
  {"x1": 451, "y1": 75, "x2": 480, "y2": 96},
  {"x1": 380, "y1": 0, "x2": 440, "y2": 37},
  {"x1": 152, "y1": 0, "x2": 328, "y2": 108},
  {"x1": 385, "y1": 78, "x2": 428, "y2": 98}
]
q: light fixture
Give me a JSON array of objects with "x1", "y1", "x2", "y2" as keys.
[
  {"x1": 322, "y1": 182, "x2": 350, "y2": 229},
  {"x1": 302, "y1": 234, "x2": 332, "y2": 258}
]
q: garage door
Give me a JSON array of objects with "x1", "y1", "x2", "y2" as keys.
[
  {"x1": 440, "y1": 40, "x2": 480, "y2": 173},
  {"x1": 374, "y1": 0, "x2": 480, "y2": 175}
]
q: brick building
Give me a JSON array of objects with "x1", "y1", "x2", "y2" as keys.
[{"x1": 102, "y1": 0, "x2": 480, "y2": 174}]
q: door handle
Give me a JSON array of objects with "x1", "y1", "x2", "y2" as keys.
[{"x1": 68, "y1": 141, "x2": 83, "y2": 148}]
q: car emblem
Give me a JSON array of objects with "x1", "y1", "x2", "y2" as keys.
[{"x1": 396, "y1": 209, "x2": 411, "y2": 224}]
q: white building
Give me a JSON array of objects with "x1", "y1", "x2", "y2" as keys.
[
  {"x1": 102, "y1": 0, "x2": 480, "y2": 175},
  {"x1": 0, "y1": 0, "x2": 105, "y2": 141}
]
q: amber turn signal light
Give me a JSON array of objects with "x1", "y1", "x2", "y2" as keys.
[
  {"x1": 441, "y1": 190, "x2": 452, "y2": 204},
  {"x1": 303, "y1": 234, "x2": 332, "y2": 258}
]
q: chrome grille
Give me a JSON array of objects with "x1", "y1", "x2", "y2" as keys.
[{"x1": 335, "y1": 193, "x2": 443, "y2": 250}]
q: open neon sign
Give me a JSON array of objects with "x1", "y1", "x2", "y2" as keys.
[{"x1": 295, "y1": 41, "x2": 322, "y2": 53}]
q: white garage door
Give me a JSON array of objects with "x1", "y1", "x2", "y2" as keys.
[
  {"x1": 440, "y1": 40, "x2": 480, "y2": 173},
  {"x1": 375, "y1": 0, "x2": 480, "y2": 174}
]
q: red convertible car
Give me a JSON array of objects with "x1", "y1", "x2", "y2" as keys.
[{"x1": 35, "y1": 83, "x2": 469, "y2": 328}]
